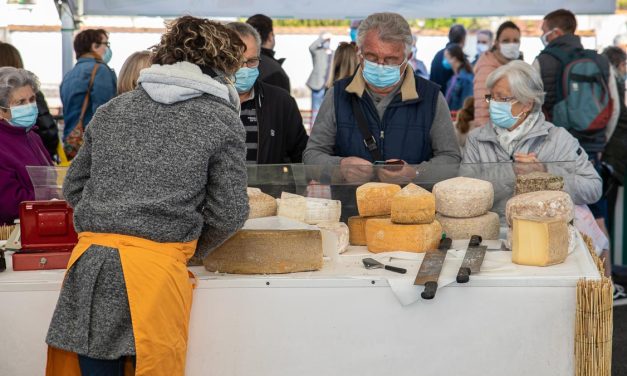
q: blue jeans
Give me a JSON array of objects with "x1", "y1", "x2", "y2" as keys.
[
  {"x1": 311, "y1": 88, "x2": 326, "y2": 127},
  {"x1": 78, "y1": 355, "x2": 135, "y2": 376}
]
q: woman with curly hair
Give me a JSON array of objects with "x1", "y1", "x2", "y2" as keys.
[{"x1": 45, "y1": 16, "x2": 249, "y2": 376}]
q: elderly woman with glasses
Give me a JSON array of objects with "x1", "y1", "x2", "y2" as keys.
[
  {"x1": 463, "y1": 60, "x2": 601, "y2": 206},
  {"x1": 0, "y1": 67, "x2": 53, "y2": 225}
]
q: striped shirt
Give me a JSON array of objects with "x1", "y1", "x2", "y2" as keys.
[{"x1": 240, "y1": 95, "x2": 258, "y2": 163}]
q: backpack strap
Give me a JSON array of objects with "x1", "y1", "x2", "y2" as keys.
[
  {"x1": 78, "y1": 63, "x2": 101, "y2": 126},
  {"x1": 351, "y1": 94, "x2": 383, "y2": 162}
]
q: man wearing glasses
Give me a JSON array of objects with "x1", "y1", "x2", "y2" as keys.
[
  {"x1": 226, "y1": 22, "x2": 308, "y2": 164},
  {"x1": 303, "y1": 12, "x2": 460, "y2": 181}
]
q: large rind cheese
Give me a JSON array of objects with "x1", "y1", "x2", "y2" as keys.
[
  {"x1": 505, "y1": 190, "x2": 574, "y2": 226},
  {"x1": 347, "y1": 215, "x2": 389, "y2": 245},
  {"x1": 317, "y1": 221, "x2": 349, "y2": 256},
  {"x1": 277, "y1": 192, "x2": 341, "y2": 224},
  {"x1": 365, "y1": 218, "x2": 442, "y2": 253},
  {"x1": 514, "y1": 172, "x2": 564, "y2": 195},
  {"x1": 247, "y1": 187, "x2": 277, "y2": 219},
  {"x1": 356, "y1": 183, "x2": 401, "y2": 216},
  {"x1": 203, "y1": 230, "x2": 323, "y2": 274},
  {"x1": 512, "y1": 218, "x2": 569, "y2": 266},
  {"x1": 391, "y1": 183, "x2": 435, "y2": 224},
  {"x1": 436, "y1": 212, "x2": 500, "y2": 240},
  {"x1": 432, "y1": 177, "x2": 494, "y2": 218}
]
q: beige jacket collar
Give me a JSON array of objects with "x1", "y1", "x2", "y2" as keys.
[{"x1": 345, "y1": 65, "x2": 419, "y2": 101}]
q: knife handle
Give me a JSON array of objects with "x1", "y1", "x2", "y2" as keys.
[
  {"x1": 384, "y1": 265, "x2": 407, "y2": 274},
  {"x1": 421, "y1": 281, "x2": 438, "y2": 300},
  {"x1": 456, "y1": 267, "x2": 471, "y2": 283},
  {"x1": 0, "y1": 251, "x2": 5, "y2": 272},
  {"x1": 469, "y1": 235, "x2": 482, "y2": 247}
]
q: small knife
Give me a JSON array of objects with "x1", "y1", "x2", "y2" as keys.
[{"x1": 362, "y1": 257, "x2": 407, "y2": 274}]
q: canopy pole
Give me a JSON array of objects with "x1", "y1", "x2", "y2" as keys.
[{"x1": 56, "y1": 0, "x2": 78, "y2": 78}]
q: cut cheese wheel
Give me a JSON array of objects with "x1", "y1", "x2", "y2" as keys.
[
  {"x1": 391, "y1": 183, "x2": 435, "y2": 224},
  {"x1": 365, "y1": 218, "x2": 442, "y2": 253},
  {"x1": 514, "y1": 172, "x2": 564, "y2": 195},
  {"x1": 203, "y1": 229, "x2": 323, "y2": 274},
  {"x1": 277, "y1": 192, "x2": 341, "y2": 224},
  {"x1": 512, "y1": 218, "x2": 569, "y2": 266},
  {"x1": 247, "y1": 187, "x2": 277, "y2": 219},
  {"x1": 317, "y1": 221, "x2": 349, "y2": 257},
  {"x1": 433, "y1": 177, "x2": 494, "y2": 218},
  {"x1": 505, "y1": 190, "x2": 574, "y2": 227},
  {"x1": 356, "y1": 183, "x2": 401, "y2": 216},
  {"x1": 347, "y1": 215, "x2": 389, "y2": 246},
  {"x1": 436, "y1": 212, "x2": 500, "y2": 240}
]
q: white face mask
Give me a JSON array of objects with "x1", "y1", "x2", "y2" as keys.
[{"x1": 500, "y1": 43, "x2": 520, "y2": 60}]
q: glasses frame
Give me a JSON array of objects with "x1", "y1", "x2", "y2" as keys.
[
  {"x1": 99, "y1": 41, "x2": 111, "y2": 48},
  {"x1": 241, "y1": 56, "x2": 261, "y2": 68},
  {"x1": 485, "y1": 94, "x2": 517, "y2": 103}
]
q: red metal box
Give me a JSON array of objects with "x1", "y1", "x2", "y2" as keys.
[
  {"x1": 12, "y1": 251, "x2": 71, "y2": 271},
  {"x1": 19, "y1": 200, "x2": 78, "y2": 252}
]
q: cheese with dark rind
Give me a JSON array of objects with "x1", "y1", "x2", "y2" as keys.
[
  {"x1": 203, "y1": 230, "x2": 323, "y2": 274},
  {"x1": 356, "y1": 183, "x2": 402, "y2": 216},
  {"x1": 247, "y1": 187, "x2": 277, "y2": 219},
  {"x1": 364, "y1": 218, "x2": 442, "y2": 253},
  {"x1": 512, "y1": 218, "x2": 569, "y2": 266},
  {"x1": 505, "y1": 190, "x2": 574, "y2": 227},
  {"x1": 436, "y1": 212, "x2": 500, "y2": 240},
  {"x1": 391, "y1": 183, "x2": 436, "y2": 224},
  {"x1": 515, "y1": 172, "x2": 564, "y2": 195},
  {"x1": 347, "y1": 215, "x2": 389, "y2": 245},
  {"x1": 432, "y1": 177, "x2": 494, "y2": 218}
]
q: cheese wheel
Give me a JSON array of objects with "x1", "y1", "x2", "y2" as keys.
[
  {"x1": 514, "y1": 172, "x2": 564, "y2": 195},
  {"x1": 505, "y1": 190, "x2": 574, "y2": 227},
  {"x1": 391, "y1": 183, "x2": 435, "y2": 224},
  {"x1": 356, "y1": 183, "x2": 401, "y2": 216},
  {"x1": 203, "y1": 230, "x2": 323, "y2": 274},
  {"x1": 512, "y1": 218, "x2": 569, "y2": 266},
  {"x1": 436, "y1": 212, "x2": 500, "y2": 240},
  {"x1": 277, "y1": 192, "x2": 341, "y2": 224},
  {"x1": 247, "y1": 187, "x2": 277, "y2": 219},
  {"x1": 433, "y1": 177, "x2": 494, "y2": 218},
  {"x1": 365, "y1": 218, "x2": 442, "y2": 253},
  {"x1": 347, "y1": 215, "x2": 389, "y2": 246},
  {"x1": 317, "y1": 221, "x2": 349, "y2": 256}
]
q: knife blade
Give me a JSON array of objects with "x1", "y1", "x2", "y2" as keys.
[
  {"x1": 414, "y1": 237, "x2": 452, "y2": 300},
  {"x1": 362, "y1": 258, "x2": 407, "y2": 274},
  {"x1": 456, "y1": 235, "x2": 488, "y2": 284}
]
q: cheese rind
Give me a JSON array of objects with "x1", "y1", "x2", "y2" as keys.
[
  {"x1": 247, "y1": 187, "x2": 277, "y2": 219},
  {"x1": 436, "y1": 212, "x2": 500, "y2": 240},
  {"x1": 505, "y1": 190, "x2": 574, "y2": 226},
  {"x1": 432, "y1": 177, "x2": 494, "y2": 218},
  {"x1": 356, "y1": 183, "x2": 402, "y2": 216},
  {"x1": 277, "y1": 192, "x2": 341, "y2": 224},
  {"x1": 514, "y1": 172, "x2": 564, "y2": 195},
  {"x1": 347, "y1": 215, "x2": 389, "y2": 245},
  {"x1": 203, "y1": 230, "x2": 323, "y2": 274},
  {"x1": 391, "y1": 183, "x2": 436, "y2": 224},
  {"x1": 365, "y1": 218, "x2": 442, "y2": 253},
  {"x1": 512, "y1": 218, "x2": 569, "y2": 266},
  {"x1": 317, "y1": 221, "x2": 350, "y2": 256}
]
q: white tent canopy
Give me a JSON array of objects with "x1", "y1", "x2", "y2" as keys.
[{"x1": 82, "y1": 0, "x2": 615, "y2": 18}]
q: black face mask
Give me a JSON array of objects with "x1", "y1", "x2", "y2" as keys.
[{"x1": 198, "y1": 64, "x2": 218, "y2": 78}]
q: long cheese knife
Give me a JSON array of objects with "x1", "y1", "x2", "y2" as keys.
[
  {"x1": 456, "y1": 235, "x2": 487, "y2": 284},
  {"x1": 414, "y1": 236, "x2": 452, "y2": 300}
]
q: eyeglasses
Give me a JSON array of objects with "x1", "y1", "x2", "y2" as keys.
[
  {"x1": 361, "y1": 53, "x2": 405, "y2": 66},
  {"x1": 99, "y1": 41, "x2": 111, "y2": 47},
  {"x1": 485, "y1": 94, "x2": 517, "y2": 103},
  {"x1": 241, "y1": 57, "x2": 260, "y2": 68}
]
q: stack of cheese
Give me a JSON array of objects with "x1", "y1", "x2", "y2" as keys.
[
  {"x1": 514, "y1": 171, "x2": 564, "y2": 195},
  {"x1": 432, "y1": 177, "x2": 499, "y2": 240},
  {"x1": 350, "y1": 182, "x2": 442, "y2": 253},
  {"x1": 506, "y1": 190, "x2": 574, "y2": 266}
]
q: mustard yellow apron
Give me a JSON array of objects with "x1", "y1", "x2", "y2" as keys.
[{"x1": 46, "y1": 232, "x2": 198, "y2": 376}]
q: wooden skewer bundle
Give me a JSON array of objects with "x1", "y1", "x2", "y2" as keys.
[{"x1": 0, "y1": 224, "x2": 15, "y2": 241}]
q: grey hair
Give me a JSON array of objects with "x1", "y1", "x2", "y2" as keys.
[
  {"x1": 486, "y1": 60, "x2": 545, "y2": 109},
  {"x1": 357, "y1": 12, "x2": 413, "y2": 57},
  {"x1": 226, "y1": 22, "x2": 262, "y2": 55},
  {"x1": 0, "y1": 67, "x2": 39, "y2": 108},
  {"x1": 477, "y1": 29, "x2": 494, "y2": 41}
]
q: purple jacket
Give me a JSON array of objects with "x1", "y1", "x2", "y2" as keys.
[{"x1": 0, "y1": 120, "x2": 52, "y2": 225}]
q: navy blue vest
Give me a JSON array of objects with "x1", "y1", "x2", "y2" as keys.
[{"x1": 333, "y1": 73, "x2": 440, "y2": 164}]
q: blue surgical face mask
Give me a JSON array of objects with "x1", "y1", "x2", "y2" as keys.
[
  {"x1": 102, "y1": 47, "x2": 112, "y2": 64},
  {"x1": 234, "y1": 66, "x2": 259, "y2": 93},
  {"x1": 442, "y1": 57, "x2": 452, "y2": 70},
  {"x1": 489, "y1": 100, "x2": 521, "y2": 129},
  {"x1": 350, "y1": 28, "x2": 358, "y2": 42},
  {"x1": 362, "y1": 59, "x2": 405, "y2": 89},
  {"x1": 1, "y1": 102, "x2": 38, "y2": 129}
]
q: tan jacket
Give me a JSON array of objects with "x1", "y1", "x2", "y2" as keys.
[{"x1": 473, "y1": 51, "x2": 509, "y2": 127}]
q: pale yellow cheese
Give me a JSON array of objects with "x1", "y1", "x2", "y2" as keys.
[
  {"x1": 512, "y1": 218, "x2": 569, "y2": 266},
  {"x1": 347, "y1": 215, "x2": 389, "y2": 246},
  {"x1": 356, "y1": 182, "x2": 402, "y2": 216},
  {"x1": 436, "y1": 212, "x2": 500, "y2": 240},
  {"x1": 505, "y1": 190, "x2": 574, "y2": 227},
  {"x1": 433, "y1": 177, "x2": 494, "y2": 218},
  {"x1": 317, "y1": 221, "x2": 350, "y2": 256},
  {"x1": 247, "y1": 187, "x2": 277, "y2": 219},
  {"x1": 277, "y1": 192, "x2": 341, "y2": 224},
  {"x1": 365, "y1": 218, "x2": 442, "y2": 253},
  {"x1": 391, "y1": 183, "x2": 435, "y2": 224},
  {"x1": 203, "y1": 230, "x2": 323, "y2": 274}
]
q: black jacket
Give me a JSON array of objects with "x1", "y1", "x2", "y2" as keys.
[
  {"x1": 249, "y1": 80, "x2": 307, "y2": 164},
  {"x1": 430, "y1": 42, "x2": 457, "y2": 94},
  {"x1": 258, "y1": 48, "x2": 291, "y2": 93},
  {"x1": 34, "y1": 91, "x2": 59, "y2": 160}
]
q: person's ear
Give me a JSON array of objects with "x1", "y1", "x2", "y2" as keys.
[{"x1": 91, "y1": 42, "x2": 99, "y2": 52}]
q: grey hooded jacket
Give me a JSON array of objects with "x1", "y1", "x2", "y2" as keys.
[{"x1": 463, "y1": 111, "x2": 602, "y2": 207}]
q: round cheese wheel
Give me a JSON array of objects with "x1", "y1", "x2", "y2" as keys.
[
  {"x1": 436, "y1": 212, "x2": 500, "y2": 240},
  {"x1": 433, "y1": 177, "x2": 494, "y2": 218}
]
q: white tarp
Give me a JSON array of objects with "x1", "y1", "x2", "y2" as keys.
[{"x1": 83, "y1": 0, "x2": 615, "y2": 18}]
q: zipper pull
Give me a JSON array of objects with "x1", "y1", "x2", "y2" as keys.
[{"x1": 380, "y1": 130, "x2": 384, "y2": 139}]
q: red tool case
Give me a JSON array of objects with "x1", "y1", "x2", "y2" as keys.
[{"x1": 12, "y1": 200, "x2": 78, "y2": 271}]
